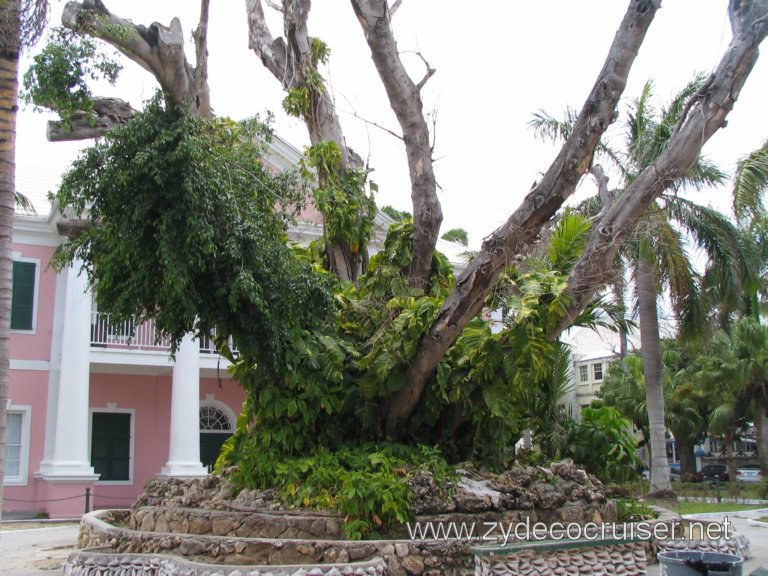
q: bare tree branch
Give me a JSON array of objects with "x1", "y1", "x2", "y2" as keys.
[
  {"x1": 62, "y1": 0, "x2": 210, "y2": 115},
  {"x1": 346, "y1": 109, "x2": 403, "y2": 141},
  {"x1": 550, "y1": 2, "x2": 768, "y2": 339},
  {"x1": 350, "y1": 0, "x2": 442, "y2": 292},
  {"x1": 386, "y1": 0, "x2": 662, "y2": 430},
  {"x1": 47, "y1": 97, "x2": 137, "y2": 141},
  {"x1": 192, "y1": 0, "x2": 212, "y2": 116},
  {"x1": 246, "y1": 0, "x2": 368, "y2": 281}
]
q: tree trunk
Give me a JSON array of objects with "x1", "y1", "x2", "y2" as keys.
[
  {"x1": 613, "y1": 269, "x2": 628, "y2": 359},
  {"x1": 724, "y1": 427, "x2": 738, "y2": 486},
  {"x1": 755, "y1": 391, "x2": 768, "y2": 475},
  {"x1": 0, "y1": 0, "x2": 21, "y2": 518},
  {"x1": 246, "y1": 0, "x2": 368, "y2": 282},
  {"x1": 349, "y1": 0, "x2": 441, "y2": 292},
  {"x1": 637, "y1": 255, "x2": 672, "y2": 495},
  {"x1": 384, "y1": 0, "x2": 662, "y2": 431},
  {"x1": 677, "y1": 435, "x2": 697, "y2": 481}
]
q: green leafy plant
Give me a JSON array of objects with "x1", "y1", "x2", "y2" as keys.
[
  {"x1": 564, "y1": 406, "x2": 642, "y2": 483},
  {"x1": 22, "y1": 27, "x2": 122, "y2": 129}
]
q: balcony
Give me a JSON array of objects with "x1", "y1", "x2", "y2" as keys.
[{"x1": 90, "y1": 312, "x2": 237, "y2": 355}]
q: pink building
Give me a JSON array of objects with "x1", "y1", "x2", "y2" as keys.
[
  {"x1": 3, "y1": 136, "x2": 396, "y2": 519},
  {"x1": 3, "y1": 134, "x2": 470, "y2": 518},
  {"x1": 5, "y1": 205, "x2": 269, "y2": 518}
]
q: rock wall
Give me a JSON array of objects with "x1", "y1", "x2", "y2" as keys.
[{"x1": 64, "y1": 548, "x2": 386, "y2": 576}]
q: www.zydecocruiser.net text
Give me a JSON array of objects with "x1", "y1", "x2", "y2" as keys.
[{"x1": 406, "y1": 518, "x2": 732, "y2": 546}]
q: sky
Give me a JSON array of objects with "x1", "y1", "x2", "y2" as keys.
[{"x1": 14, "y1": 0, "x2": 768, "y2": 249}]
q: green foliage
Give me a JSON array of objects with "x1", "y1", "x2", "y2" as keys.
[
  {"x1": 283, "y1": 86, "x2": 312, "y2": 118},
  {"x1": 304, "y1": 141, "x2": 377, "y2": 260},
  {"x1": 441, "y1": 227, "x2": 469, "y2": 246},
  {"x1": 54, "y1": 95, "x2": 334, "y2": 370},
  {"x1": 564, "y1": 406, "x2": 641, "y2": 483},
  {"x1": 381, "y1": 205, "x2": 411, "y2": 222},
  {"x1": 22, "y1": 27, "x2": 122, "y2": 128},
  {"x1": 310, "y1": 37, "x2": 331, "y2": 66},
  {"x1": 224, "y1": 440, "x2": 454, "y2": 539},
  {"x1": 615, "y1": 498, "x2": 656, "y2": 522}
]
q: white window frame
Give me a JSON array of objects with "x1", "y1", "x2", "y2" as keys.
[
  {"x1": 4, "y1": 404, "x2": 32, "y2": 486},
  {"x1": 10, "y1": 253, "x2": 41, "y2": 334},
  {"x1": 88, "y1": 407, "x2": 135, "y2": 486},
  {"x1": 592, "y1": 362, "x2": 604, "y2": 382},
  {"x1": 578, "y1": 364, "x2": 589, "y2": 383}
]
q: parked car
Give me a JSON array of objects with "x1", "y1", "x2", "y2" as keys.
[
  {"x1": 669, "y1": 463, "x2": 681, "y2": 482},
  {"x1": 696, "y1": 464, "x2": 728, "y2": 482},
  {"x1": 736, "y1": 464, "x2": 762, "y2": 483}
]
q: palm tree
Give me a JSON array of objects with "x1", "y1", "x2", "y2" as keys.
[
  {"x1": 601, "y1": 344, "x2": 705, "y2": 479},
  {"x1": 532, "y1": 76, "x2": 752, "y2": 495},
  {"x1": 692, "y1": 328, "x2": 751, "y2": 484},
  {"x1": 0, "y1": 0, "x2": 47, "y2": 513}
]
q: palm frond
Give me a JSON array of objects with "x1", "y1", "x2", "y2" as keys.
[
  {"x1": 529, "y1": 108, "x2": 577, "y2": 144},
  {"x1": 547, "y1": 210, "x2": 592, "y2": 274},
  {"x1": 679, "y1": 156, "x2": 728, "y2": 191},
  {"x1": 732, "y1": 140, "x2": 768, "y2": 224},
  {"x1": 659, "y1": 72, "x2": 708, "y2": 127},
  {"x1": 14, "y1": 191, "x2": 36, "y2": 214}
]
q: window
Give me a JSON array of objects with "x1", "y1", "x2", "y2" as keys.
[
  {"x1": 4, "y1": 406, "x2": 31, "y2": 486},
  {"x1": 200, "y1": 405, "x2": 234, "y2": 472},
  {"x1": 578, "y1": 365, "x2": 589, "y2": 382},
  {"x1": 11, "y1": 261, "x2": 36, "y2": 330},
  {"x1": 592, "y1": 362, "x2": 604, "y2": 381},
  {"x1": 91, "y1": 412, "x2": 132, "y2": 482}
]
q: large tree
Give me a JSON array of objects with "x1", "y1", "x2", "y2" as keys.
[
  {"x1": 0, "y1": 0, "x2": 47, "y2": 517},
  {"x1": 30, "y1": 0, "x2": 768, "y2": 452}
]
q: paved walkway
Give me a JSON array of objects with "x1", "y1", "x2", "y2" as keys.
[
  {"x1": 1, "y1": 510, "x2": 767, "y2": 575},
  {"x1": 0, "y1": 522, "x2": 79, "y2": 575}
]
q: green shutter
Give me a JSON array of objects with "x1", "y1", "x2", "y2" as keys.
[
  {"x1": 91, "y1": 413, "x2": 131, "y2": 481},
  {"x1": 11, "y1": 261, "x2": 36, "y2": 330}
]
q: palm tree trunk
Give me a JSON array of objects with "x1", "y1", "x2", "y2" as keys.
[
  {"x1": 637, "y1": 256, "x2": 672, "y2": 495},
  {"x1": 724, "y1": 428, "x2": 737, "y2": 486},
  {"x1": 612, "y1": 267, "x2": 628, "y2": 359},
  {"x1": 0, "y1": 0, "x2": 22, "y2": 517},
  {"x1": 756, "y1": 391, "x2": 768, "y2": 475},
  {"x1": 677, "y1": 435, "x2": 696, "y2": 481}
]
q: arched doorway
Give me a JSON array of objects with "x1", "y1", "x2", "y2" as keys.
[{"x1": 199, "y1": 404, "x2": 235, "y2": 472}]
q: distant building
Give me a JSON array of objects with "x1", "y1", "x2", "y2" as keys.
[{"x1": 560, "y1": 325, "x2": 641, "y2": 419}]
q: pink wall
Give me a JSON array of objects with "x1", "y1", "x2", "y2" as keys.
[
  {"x1": 89, "y1": 373, "x2": 172, "y2": 509},
  {"x1": 200, "y1": 378, "x2": 246, "y2": 415},
  {"x1": 4, "y1": 370, "x2": 49, "y2": 514},
  {"x1": 86, "y1": 374, "x2": 245, "y2": 510},
  {"x1": 10, "y1": 243, "x2": 58, "y2": 362}
]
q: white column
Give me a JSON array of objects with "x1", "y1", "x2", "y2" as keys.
[
  {"x1": 38, "y1": 263, "x2": 98, "y2": 481},
  {"x1": 159, "y1": 334, "x2": 207, "y2": 478}
]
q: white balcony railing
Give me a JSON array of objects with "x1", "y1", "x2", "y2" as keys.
[{"x1": 90, "y1": 312, "x2": 237, "y2": 355}]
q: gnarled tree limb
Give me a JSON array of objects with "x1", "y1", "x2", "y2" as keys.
[
  {"x1": 350, "y1": 0, "x2": 442, "y2": 292},
  {"x1": 550, "y1": 0, "x2": 768, "y2": 340},
  {"x1": 246, "y1": 0, "x2": 368, "y2": 281},
  {"x1": 61, "y1": 0, "x2": 210, "y2": 116},
  {"x1": 387, "y1": 0, "x2": 662, "y2": 431},
  {"x1": 46, "y1": 97, "x2": 136, "y2": 141}
]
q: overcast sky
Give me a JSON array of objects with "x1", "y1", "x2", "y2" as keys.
[{"x1": 14, "y1": 1, "x2": 768, "y2": 248}]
